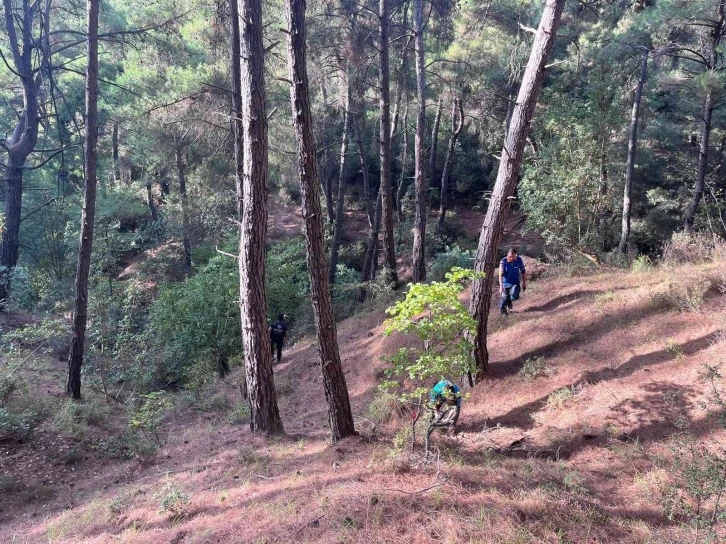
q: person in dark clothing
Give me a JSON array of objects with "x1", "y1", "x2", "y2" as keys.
[
  {"x1": 499, "y1": 247, "x2": 527, "y2": 315},
  {"x1": 269, "y1": 314, "x2": 288, "y2": 363}
]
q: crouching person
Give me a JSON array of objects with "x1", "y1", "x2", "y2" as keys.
[{"x1": 428, "y1": 379, "x2": 461, "y2": 433}]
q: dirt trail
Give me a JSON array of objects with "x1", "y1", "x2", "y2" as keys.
[{"x1": 4, "y1": 258, "x2": 726, "y2": 543}]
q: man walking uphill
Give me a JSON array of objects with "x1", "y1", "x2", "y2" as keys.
[
  {"x1": 269, "y1": 314, "x2": 288, "y2": 363},
  {"x1": 499, "y1": 248, "x2": 526, "y2": 315}
]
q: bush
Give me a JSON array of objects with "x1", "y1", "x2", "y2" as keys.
[
  {"x1": 382, "y1": 268, "x2": 483, "y2": 404},
  {"x1": 143, "y1": 252, "x2": 240, "y2": 387},
  {"x1": 518, "y1": 356, "x2": 551, "y2": 381},
  {"x1": 227, "y1": 402, "x2": 250, "y2": 425},
  {"x1": 661, "y1": 232, "x2": 725, "y2": 265},
  {"x1": 428, "y1": 245, "x2": 476, "y2": 282},
  {"x1": 128, "y1": 392, "x2": 173, "y2": 446},
  {"x1": 156, "y1": 483, "x2": 191, "y2": 519},
  {"x1": 53, "y1": 399, "x2": 110, "y2": 438}
]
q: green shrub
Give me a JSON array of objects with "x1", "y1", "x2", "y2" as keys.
[
  {"x1": 518, "y1": 356, "x2": 551, "y2": 382},
  {"x1": 54, "y1": 399, "x2": 110, "y2": 438},
  {"x1": 382, "y1": 268, "x2": 483, "y2": 405},
  {"x1": 144, "y1": 253, "x2": 240, "y2": 387},
  {"x1": 156, "y1": 483, "x2": 191, "y2": 519},
  {"x1": 631, "y1": 255, "x2": 655, "y2": 273},
  {"x1": 547, "y1": 386, "x2": 577, "y2": 408},
  {"x1": 128, "y1": 392, "x2": 173, "y2": 446},
  {"x1": 428, "y1": 245, "x2": 476, "y2": 282},
  {"x1": 227, "y1": 402, "x2": 250, "y2": 425}
]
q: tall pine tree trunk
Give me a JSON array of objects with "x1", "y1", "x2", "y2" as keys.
[
  {"x1": 390, "y1": 4, "x2": 410, "y2": 141},
  {"x1": 685, "y1": 0, "x2": 724, "y2": 233},
  {"x1": 112, "y1": 121, "x2": 121, "y2": 183},
  {"x1": 411, "y1": 0, "x2": 427, "y2": 283},
  {"x1": 429, "y1": 95, "x2": 443, "y2": 187},
  {"x1": 438, "y1": 97, "x2": 464, "y2": 232},
  {"x1": 618, "y1": 49, "x2": 648, "y2": 253},
  {"x1": 329, "y1": 80, "x2": 351, "y2": 285},
  {"x1": 379, "y1": 0, "x2": 398, "y2": 287},
  {"x1": 230, "y1": 0, "x2": 244, "y2": 221},
  {"x1": 176, "y1": 147, "x2": 192, "y2": 269},
  {"x1": 469, "y1": 0, "x2": 566, "y2": 379},
  {"x1": 238, "y1": 0, "x2": 283, "y2": 434},
  {"x1": 355, "y1": 116, "x2": 374, "y2": 227},
  {"x1": 396, "y1": 100, "x2": 409, "y2": 222},
  {"x1": 284, "y1": 0, "x2": 356, "y2": 441},
  {"x1": 229, "y1": 0, "x2": 247, "y2": 400},
  {"x1": 67, "y1": 0, "x2": 99, "y2": 399},
  {"x1": 359, "y1": 190, "x2": 382, "y2": 302},
  {"x1": 0, "y1": 0, "x2": 47, "y2": 307}
]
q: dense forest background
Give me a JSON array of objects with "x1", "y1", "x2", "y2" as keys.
[{"x1": 1, "y1": 0, "x2": 724, "y2": 418}]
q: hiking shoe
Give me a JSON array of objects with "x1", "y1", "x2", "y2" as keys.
[
  {"x1": 506, "y1": 298, "x2": 513, "y2": 310},
  {"x1": 501, "y1": 307, "x2": 508, "y2": 316}
]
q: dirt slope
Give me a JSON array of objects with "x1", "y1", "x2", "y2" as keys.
[{"x1": 4, "y1": 258, "x2": 726, "y2": 543}]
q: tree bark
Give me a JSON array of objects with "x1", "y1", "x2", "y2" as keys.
[
  {"x1": 146, "y1": 181, "x2": 158, "y2": 221},
  {"x1": 176, "y1": 147, "x2": 192, "y2": 269},
  {"x1": 379, "y1": 0, "x2": 398, "y2": 287},
  {"x1": 354, "y1": 116, "x2": 374, "y2": 227},
  {"x1": 468, "y1": 0, "x2": 566, "y2": 379},
  {"x1": 618, "y1": 49, "x2": 648, "y2": 253},
  {"x1": 230, "y1": 0, "x2": 244, "y2": 221},
  {"x1": 67, "y1": 0, "x2": 99, "y2": 399},
  {"x1": 358, "y1": 190, "x2": 382, "y2": 302},
  {"x1": 284, "y1": 0, "x2": 356, "y2": 441},
  {"x1": 411, "y1": 0, "x2": 427, "y2": 283},
  {"x1": 429, "y1": 95, "x2": 443, "y2": 188},
  {"x1": 390, "y1": 3, "x2": 410, "y2": 141},
  {"x1": 238, "y1": 0, "x2": 283, "y2": 434},
  {"x1": 329, "y1": 80, "x2": 351, "y2": 285},
  {"x1": 684, "y1": 0, "x2": 724, "y2": 233},
  {"x1": 396, "y1": 100, "x2": 409, "y2": 222},
  {"x1": 437, "y1": 97, "x2": 464, "y2": 232},
  {"x1": 112, "y1": 121, "x2": 121, "y2": 183},
  {"x1": 0, "y1": 0, "x2": 49, "y2": 307}
]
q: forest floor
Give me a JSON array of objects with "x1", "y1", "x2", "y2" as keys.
[{"x1": 2, "y1": 241, "x2": 726, "y2": 543}]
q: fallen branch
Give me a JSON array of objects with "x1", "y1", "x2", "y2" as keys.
[{"x1": 378, "y1": 480, "x2": 447, "y2": 495}]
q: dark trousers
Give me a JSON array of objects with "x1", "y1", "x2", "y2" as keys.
[
  {"x1": 271, "y1": 338, "x2": 283, "y2": 362},
  {"x1": 499, "y1": 283, "x2": 520, "y2": 310}
]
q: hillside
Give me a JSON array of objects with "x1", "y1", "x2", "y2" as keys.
[{"x1": 2, "y1": 249, "x2": 725, "y2": 543}]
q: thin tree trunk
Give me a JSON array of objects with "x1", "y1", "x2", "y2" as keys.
[
  {"x1": 468, "y1": 0, "x2": 566, "y2": 379},
  {"x1": 176, "y1": 147, "x2": 192, "y2": 269},
  {"x1": 438, "y1": 97, "x2": 464, "y2": 231},
  {"x1": 685, "y1": 91, "x2": 715, "y2": 233},
  {"x1": 0, "y1": 164, "x2": 22, "y2": 305},
  {"x1": 67, "y1": 0, "x2": 99, "y2": 399},
  {"x1": 379, "y1": 0, "x2": 398, "y2": 287},
  {"x1": 358, "y1": 190, "x2": 382, "y2": 302},
  {"x1": 284, "y1": 0, "x2": 356, "y2": 441},
  {"x1": 685, "y1": 0, "x2": 724, "y2": 233},
  {"x1": 429, "y1": 95, "x2": 443, "y2": 188},
  {"x1": 230, "y1": 0, "x2": 244, "y2": 221},
  {"x1": 329, "y1": 81, "x2": 351, "y2": 285},
  {"x1": 411, "y1": 0, "x2": 427, "y2": 283},
  {"x1": 355, "y1": 116, "x2": 374, "y2": 227},
  {"x1": 0, "y1": 0, "x2": 47, "y2": 307},
  {"x1": 112, "y1": 121, "x2": 120, "y2": 183},
  {"x1": 391, "y1": 3, "x2": 410, "y2": 140},
  {"x1": 238, "y1": 0, "x2": 283, "y2": 434},
  {"x1": 618, "y1": 49, "x2": 648, "y2": 253},
  {"x1": 146, "y1": 181, "x2": 158, "y2": 221},
  {"x1": 396, "y1": 100, "x2": 409, "y2": 222}
]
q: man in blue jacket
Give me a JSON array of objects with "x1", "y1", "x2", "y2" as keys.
[{"x1": 499, "y1": 247, "x2": 527, "y2": 315}]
